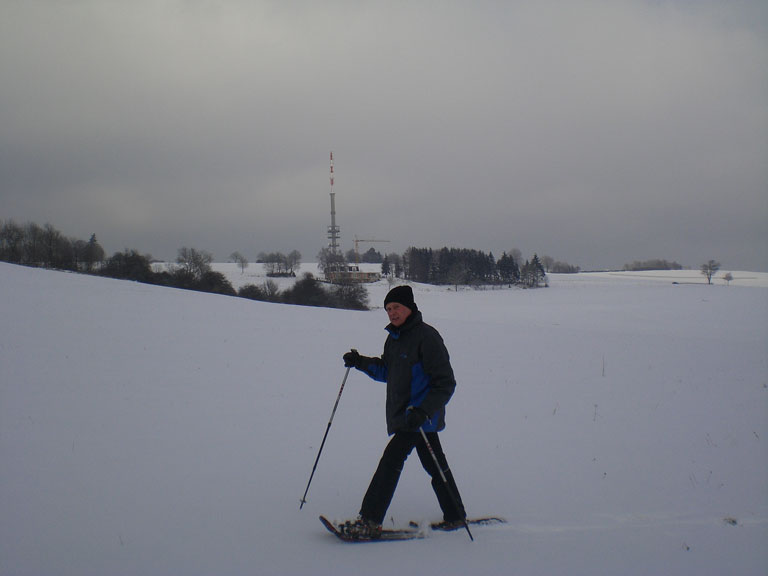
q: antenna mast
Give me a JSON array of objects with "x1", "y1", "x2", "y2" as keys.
[{"x1": 327, "y1": 151, "x2": 340, "y2": 255}]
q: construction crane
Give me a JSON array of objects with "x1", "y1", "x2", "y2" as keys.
[{"x1": 354, "y1": 236, "x2": 390, "y2": 264}]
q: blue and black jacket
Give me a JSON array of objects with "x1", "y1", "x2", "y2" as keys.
[{"x1": 354, "y1": 311, "x2": 456, "y2": 435}]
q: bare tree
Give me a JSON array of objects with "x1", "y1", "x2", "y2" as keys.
[
  {"x1": 263, "y1": 279, "x2": 280, "y2": 301},
  {"x1": 447, "y1": 262, "x2": 469, "y2": 291},
  {"x1": 176, "y1": 247, "x2": 213, "y2": 280},
  {"x1": 317, "y1": 247, "x2": 346, "y2": 273},
  {"x1": 0, "y1": 220, "x2": 25, "y2": 263},
  {"x1": 541, "y1": 255, "x2": 554, "y2": 273},
  {"x1": 701, "y1": 260, "x2": 720, "y2": 285},
  {"x1": 723, "y1": 272, "x2": 733, "y2": 286},
  {"x1": 230, "y1": 251, "x2": 248, "y2": 274},
  {"x1": 23, "y1": 222, "x2": 45, "y2": 265},
  {"x1": 259, "y1": 251, "x2": 300, "y2": 276},
  {"x1": 286, "y1": 250, "x2": 302, "y2": 275}
]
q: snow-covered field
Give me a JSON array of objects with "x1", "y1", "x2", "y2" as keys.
[{"x1": 1, "y1": 261, "x2": 766, "y2": 576}]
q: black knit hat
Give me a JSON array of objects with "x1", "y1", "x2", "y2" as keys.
[{"x1": 384, "y1": 285, "x2": 417, "y2": 312}]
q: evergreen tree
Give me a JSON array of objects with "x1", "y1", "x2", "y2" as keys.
[
  {"x1": 497, "y1": 252, "x2": 520, "y2": 284},
  {"x1": 102, "y1": 250, "x2": 154, "y2": 282},
  {"x1": 83, "y1": 234, "x2": 105, "y2": 272},
  {"x1": 282, "y1": 273, "x2": 328, "y2": 307}
]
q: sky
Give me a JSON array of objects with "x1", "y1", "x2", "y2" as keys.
[{"x1": 1, "y1": 0, "x2": 766, "y2": 271}]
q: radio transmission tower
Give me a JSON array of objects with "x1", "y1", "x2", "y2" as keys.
[{"x1": 327, "y1": 151, "x2": 341, "y2": 254}]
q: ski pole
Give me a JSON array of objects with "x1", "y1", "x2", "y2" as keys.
[
  {"x1": 299, "y1": 357, "x2": 355, "y2": 510},
  {"x1": 419, "y1": 427, "x2": 474, "y2": 541}
]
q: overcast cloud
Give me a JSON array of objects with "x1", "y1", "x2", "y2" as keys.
[{"x1": 1, "y1": 0, "x2": 766, "y2": 271}]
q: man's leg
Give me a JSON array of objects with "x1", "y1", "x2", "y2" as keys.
[
  {"x1": 359, "y1": 432, "x2": 419, "y2": 524},
  {"x1": 416, "y1": 432, "x2": 466, "y2": 522}
]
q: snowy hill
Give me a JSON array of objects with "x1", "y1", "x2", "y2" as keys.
[{"x1": 1, "y1": 261, "x2": 766, "y2": 576}]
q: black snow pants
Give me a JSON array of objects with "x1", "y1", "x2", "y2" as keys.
[{"x1": 359, "y1": 431, "x2": 466, "y2": 525}]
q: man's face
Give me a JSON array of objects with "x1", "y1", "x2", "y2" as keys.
[{"x1": 385, "y1": 302, "x2": 412, "y2": 327}]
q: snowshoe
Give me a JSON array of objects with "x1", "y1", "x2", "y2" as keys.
[{"x1": 338, "y1": 516, "x2": 383, "y2": 540}]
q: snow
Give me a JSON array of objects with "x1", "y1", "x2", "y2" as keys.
[{"x1": 1, "y1": 261, "x2": 766, "y2": 576}]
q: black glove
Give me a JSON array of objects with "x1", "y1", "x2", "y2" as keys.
[
  {"x1": 405, "y1": 406, "x2": 429, "y2": 430},
  {"x1": 343, "y1": 349, "x2": 361, "y2": 368}
]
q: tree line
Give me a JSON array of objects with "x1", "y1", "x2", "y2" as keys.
[
  {"x1": 398, "y1": 247, "x2": 549, "y2": 288},
  {"x1": 240, "y1": 273, "x2": 368, "y2": 310},
  {"x1": 0, "y1": 220, "x2": 105, "y2": 271},
  {"x1": 257, "y1": 250, "x2": 302, "y2": 276},
  {"x1": 0, "y1": 220, "x2": 367, "y2": 310},
  {"x1": 624, "y1": 259, "x2": 682, "y2": 271}
]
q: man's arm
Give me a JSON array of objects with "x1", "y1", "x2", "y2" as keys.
[{"x1": 418, "y1": 329, "x2": 456, "y2": 416}]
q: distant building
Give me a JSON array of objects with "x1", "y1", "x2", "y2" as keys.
[{"x1": 325, "y1": 264, "x2": 380, "y2": 284}]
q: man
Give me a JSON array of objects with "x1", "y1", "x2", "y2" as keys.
[{"x1": 341, "y1": 284, "x2": 466, "y2": 538}]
